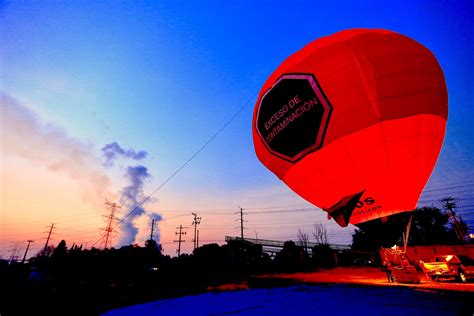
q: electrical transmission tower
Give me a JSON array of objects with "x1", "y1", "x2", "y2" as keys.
[
  {"x1": 22, "y1": 240, "x2": 34, "y2": 264},
  {"x1": 191, "y1": 212, "x2": 201, "y2": 250},
  {"x1": 9, "y1": 244, "x2": 19, "y2": 264},
  {"x1": 236, "y1": 206, "x2": 246, "y2": 241},
  {"x1": 441, "y1": 197, "x2": 466, "y2": 243},
  {"x1": 101, "y1": 200, "x2": 121, "y2": 249},
  {"x1": 174, "y1": 225, "x2": 187, "y2": 256}
]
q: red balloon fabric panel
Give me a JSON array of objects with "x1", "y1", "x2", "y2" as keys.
[{"x1": 252, "y1": 29, "x2": 447, "y2": 226}]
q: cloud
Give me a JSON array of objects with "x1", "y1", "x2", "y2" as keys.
[
  {"x1": 101, "y1": 142, "x2": 147, "y2": 166},
  {"x1": 0, "y1": 93, "x2": 111, "y2": 204}
]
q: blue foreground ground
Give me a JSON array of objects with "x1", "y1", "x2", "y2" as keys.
[{"x1": 102, "y1": 283, "x2": 473, "y2": 316}]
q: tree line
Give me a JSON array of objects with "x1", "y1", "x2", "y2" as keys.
[
  {"x1": 352, "y1": 206, "x2": 470, "y2": 251},
  {"x1": 0, "y1": 206, "x2": 469, "y2": 316}
]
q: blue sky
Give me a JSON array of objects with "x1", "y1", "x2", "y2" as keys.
[{"x1": 1, "y1": 1, "x2": 473, "y2": 256}]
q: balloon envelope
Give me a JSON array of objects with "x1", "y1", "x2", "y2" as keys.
[{"x1": 252, "y1": 29, "x2": 447, "y2": 227}]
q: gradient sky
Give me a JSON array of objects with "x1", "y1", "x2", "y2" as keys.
[{"x1": 1, "y1": 1, "x2": 473, "y2": 258}]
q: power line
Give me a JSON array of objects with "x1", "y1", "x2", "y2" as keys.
[
  {"x1": 458, "y1": 211, "x2": 474, "y2": 216},
  {"x1": 0, "y1": 206, "x2": 321, "y2": 243},
  {"x1": 424, "y1": 179, "x2": 474, "y2": 190},
  {"x1": 0, "y1": 209, "x2": 109, "y2": 226},
  {"x1": 244, "y1": 204, "x2": 313, "y2": 211},
  {"x1": 246, "y1": 207, "x2": 316, "y2": 215},
  {"x1": 118, "y1": 92, "x2": 258, "y2": 224},
  {"x1": 161, "y1": 209, "x2": 236, "y2": 214},
  {"x1": 90, "y1": 235, "x2": 105, "y2": 249},
  {"x1": 458, "y1": 204, "x2": 474, "y2": 209},
  {"x1": 423, "y1": 184, "x2": 474, "y2": 193}
]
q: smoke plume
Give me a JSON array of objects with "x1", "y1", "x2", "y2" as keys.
[
  {"x1": 102, "y1": 142, "x2": 147, "y2": 166},
  {"x1": 0, "y1": 93, "x2": 111, "y2": 204},
  {"x1": 117, "y1": 165, "x2": 153, "y2": 246}
]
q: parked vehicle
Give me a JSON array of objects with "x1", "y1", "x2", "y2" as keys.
[{"x1": 420, "y1": 255, "x2": 474, "y2": 283}]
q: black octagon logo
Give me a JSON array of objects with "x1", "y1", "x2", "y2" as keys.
[{"x1": 255, "y1": 73, "x2": 332, "y2": 162}]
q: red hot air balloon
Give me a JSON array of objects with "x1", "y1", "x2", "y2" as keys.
[{"x1": 252, "y1": 29, "x2": 447, "y2": 229}]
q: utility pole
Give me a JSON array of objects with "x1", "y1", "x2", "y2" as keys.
[
  {"x1": 197, "y1": 229, "x2": 200, "y2": 248},
  {"x1": 442, "y1": 197, "x2": 466, "y2": 243},
  {"x1": 236, "y1": 206, "x2": 246, "y2": 241},
  {"x1": 403, "y1": 216, "x2": 412, "y2": 253},
  {"x1": 240, "y1": 207, "x2": 244, "y2": 240},
  {"x1": 102, "y1": 200, "x2": 121, "y2": 249},
  {"x1": 43, "y1": 223, "x2": 55, "y2": 254},
  {"x1": 150, "y1": 219, "x2": 155, "y2": 241},
  {"x1": 253, "y1": 229, "x2": 258, "y2": 242},
  {"x1": 191, "y1": 212, "x2": 201, "y2": 250},
  {"x1": 22, "y1": 240, "x2": 34, "y2": 264},
  {"x1": 174, "y1": 225, "x2": 187, "y2": 256}
]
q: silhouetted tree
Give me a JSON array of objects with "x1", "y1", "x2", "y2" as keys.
[
  {"x1": 145, "y1": 239, "x2": 163, "y2": 254},
  {"x1": 352, "y1": 228, "x2": 383, "y2": 252},
  {"x1": 52, "y1": 240, "x2": 67, "y2": 258},
  {"x1": 297, "y1": 229, "x2": 310, "y2": 253},
  {"x1": 352, "y1": 206, "x2": 468, "y2": 251},
  {"x1": 312, "y1": 244, "x2": 335, "y2": 268},
  {"x1": 274, "y1": 240, "x2": 310, "y2": 272},
  {"x1": 38, "y1": 245, "x2": 55, "y2": 258},
  {"x1": 312, "y1": 223, "x2": 328, "y2": 245},
  {"x1": 352, "y1": 211, "x2": 413, "y2": 251},
  {"x1": 408, "y1": 206, "x2": 452, "y2": 245},
  {"x1": 193, "y1": 243, "x2": 225, "y2": 272}
]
